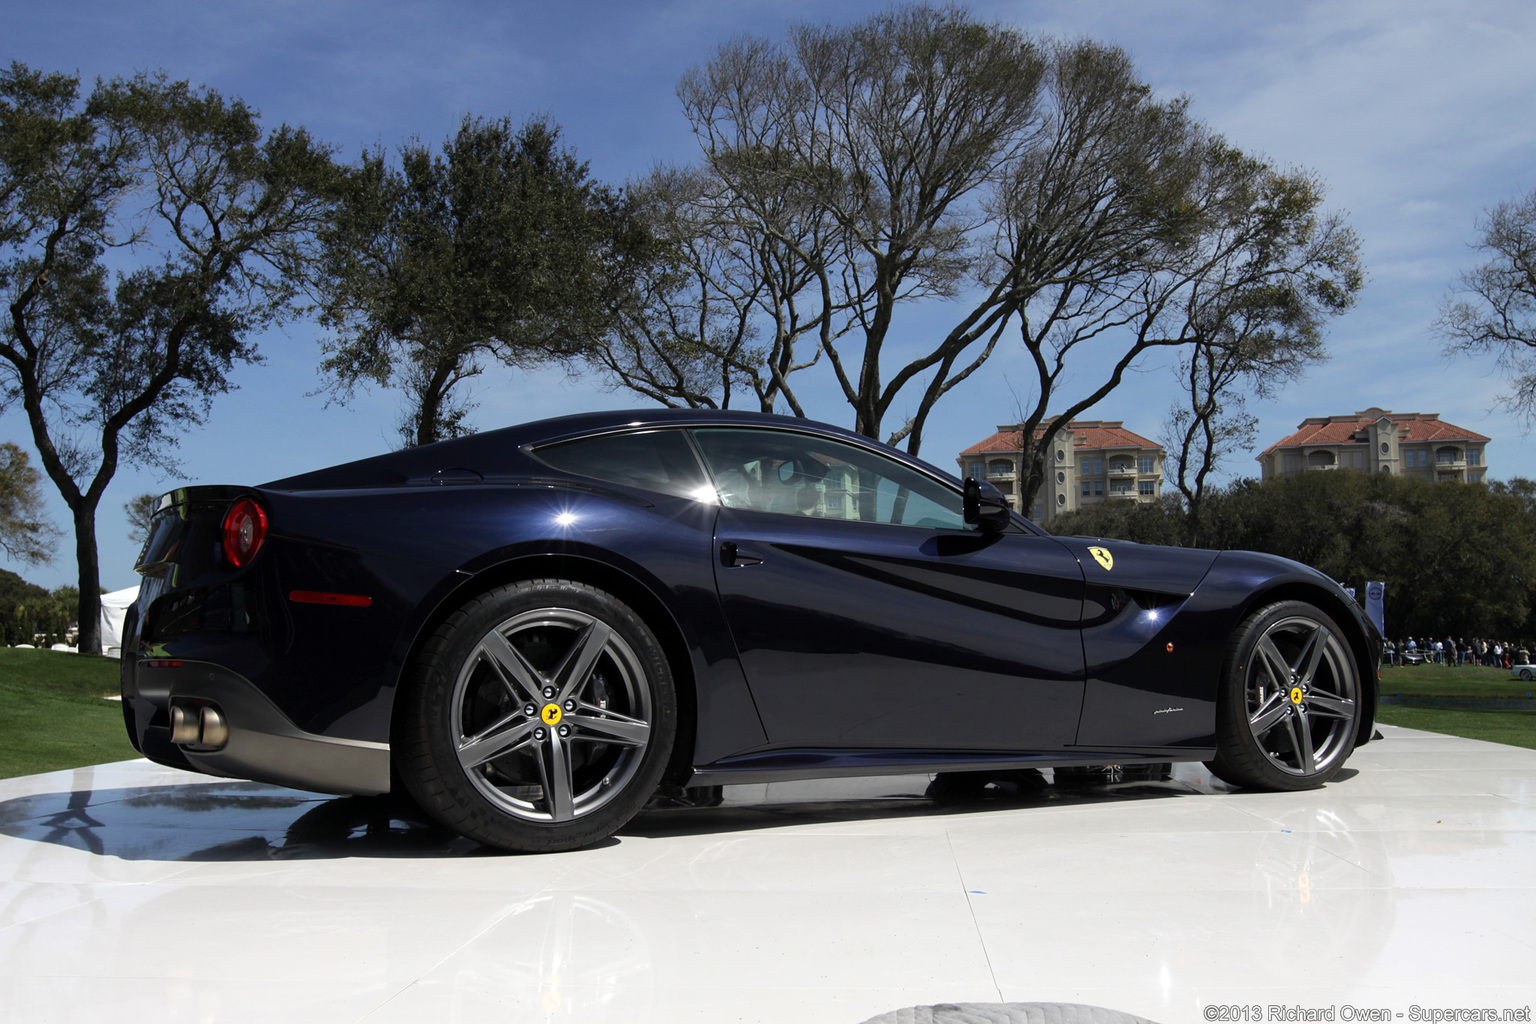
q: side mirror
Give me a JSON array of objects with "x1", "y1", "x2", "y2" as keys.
[{"x1": 963, "y1": 477, "x2": 1012, "y2": 533}]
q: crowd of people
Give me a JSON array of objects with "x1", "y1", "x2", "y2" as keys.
[{"x1": 1381, "y1": 636, "x2": 1532, "y2": 668}]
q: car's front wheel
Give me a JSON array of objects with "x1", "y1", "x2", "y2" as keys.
[
  {"x1": 1205, "y1": 600, "x2": 1360, "y2": 791},
  {"x1": 396, "y1": 579, "x2": 676, "y2": 852}
]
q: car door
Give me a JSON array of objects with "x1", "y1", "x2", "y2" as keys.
[{"x1": 691, "y1": 427, "x2": 1087, "y2": 753}]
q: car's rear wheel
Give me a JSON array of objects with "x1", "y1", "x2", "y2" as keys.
[
  {"x1": 396, "y1": 579, "x2": 676, "y2": 852},
  {"x1": 1205, "y1": 600, "x2": 1360, "y2": 791},
  {"x1": 1053, "y1": 763, "x2": 1172, "y2": 786}
]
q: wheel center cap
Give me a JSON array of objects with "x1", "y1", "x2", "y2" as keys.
[
  {"x1": 1289, "y1": 687, "x2": 1304, "y2": 705},
  {"x1": 541, "y1": 704, "x2": 563, "y2": 726}
]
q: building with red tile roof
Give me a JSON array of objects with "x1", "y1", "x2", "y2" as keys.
[
  {"x1": 1257, "y1": 408, "x2": 1489, "y2": 483},
  {"x1": 957, "y1": 420, "x2": 1165, "y2": 523}
]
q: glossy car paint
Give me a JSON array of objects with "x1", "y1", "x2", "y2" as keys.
[{"x1": 120, "y1": 408, "x2": 1379, "y2": 800}]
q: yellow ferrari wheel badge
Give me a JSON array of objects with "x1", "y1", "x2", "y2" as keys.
[
  {"x1": 541, "y1": 704, "x2": 563, "y2": 726},
  {"x1": 1289, "y1": 687, "x2": 1304, "y2": 705},
  {"x1": 1089, "y1": 546, "x2": 1113, "y2": 571}
]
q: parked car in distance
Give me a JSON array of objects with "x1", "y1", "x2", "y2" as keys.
[{"x1": 121, "y1": 409, "x2": 1381, "y2": 852}]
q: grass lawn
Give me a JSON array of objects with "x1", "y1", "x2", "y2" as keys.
[
  {"x1": 1378, "y1": 662, "x2": 1535, "y2": 698},
  {"x1": 1374, "y1": 662, "x2": 1536, "y2": 750},
  {"x1": 0, "y1": 647, "x2": 138, "y2": 780}
]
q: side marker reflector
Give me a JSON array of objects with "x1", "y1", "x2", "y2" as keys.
[{"x1": 289, "y1": 591, "x2": 373, "y2": 608}]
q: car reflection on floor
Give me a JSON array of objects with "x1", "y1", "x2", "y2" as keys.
[{"x1": 2, "y1": 764, "x2": 1195, "y2": 862}]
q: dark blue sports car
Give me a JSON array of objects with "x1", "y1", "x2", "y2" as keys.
[{"x1": 122, "y1": 409, "x2": 1379, "y2": 851}]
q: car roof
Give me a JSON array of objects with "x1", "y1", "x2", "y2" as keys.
[{"x1": 260, "y1": 409, "x2": 896, "y2": 492}]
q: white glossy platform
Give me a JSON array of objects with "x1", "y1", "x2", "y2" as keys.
[{"x1": 2, "y1": 725, "x2": 1534, "y2": 1023}]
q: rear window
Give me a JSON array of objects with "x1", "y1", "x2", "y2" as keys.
[{"x1": 532, "y1": 429, "x2": 712, "y2": 501}]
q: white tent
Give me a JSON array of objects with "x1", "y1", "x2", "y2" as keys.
[{"x1": 100, "y1": 586, "x2": 139, "y2": 659}]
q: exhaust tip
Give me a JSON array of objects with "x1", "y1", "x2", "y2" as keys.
[
  {"x1": 198, "y1": 707, "x2": 229, "y2": 749},
  {"x1": 169, "y1": 705, "x2": 200, "y2": 745}
]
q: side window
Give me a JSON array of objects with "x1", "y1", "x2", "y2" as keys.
[
  {"x1": 532, "y1": 429, "x2": 711, "y2": 501},
  {"x1": 691, "y1": 428, "x2": 967, "y2": 530}
]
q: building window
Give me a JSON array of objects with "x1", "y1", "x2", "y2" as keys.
[
  {"x1": 1057, "y1": 493, "x2": 1066, "y2": 505},
  {"x1": 1093, "y1": 481, "x2": 1104, "y2": 496},
  {"x1": 994, "y1": 481, "x2": 1014, "y2": 494},
  {"x1": 967, "y1": 461, "x2": 984, "y2": 478},
  {"x1": 1138, "y1": 456, "x2": 1154, "y2": 474},
  {"x1": 1055, "y1": 449, "x2": 1064, "y2": 462},
  {"x1": 988, "y1": 459, "x2": 1013, "y2": 475},
  {"x1": 1139, "y1": 480, "x2": 1154, "y2": 495},
  {"x1": 1081, "y1": 481, "x2": 1091, "y2": 496},
  {"x1": 1090, "y1": 457, "x2": 1103, "y2": 474},
  {"x1": 1380, "y1": 442, "x2": 1389, "y2": 454},
  {"x1": 1110, "y1": 481, "x2": 1131, "y2": 494},
  {"x1": 1468, "y1": 449, "x2": 1482, "y2": 466}
]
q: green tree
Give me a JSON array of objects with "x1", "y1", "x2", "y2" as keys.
[
  {"x1": 0, "y1": 441, "x2": 57, "y2": 563},
  {"x1": 0, "y1": 567, "x2": 49, "y2": 645},
  {"x1": 1, "y1": 64, "x2": 340, "y2": 654},
  {"x1": 1045, "y1": 493, "x2": 1187, "y2": 546},
  {"x1": 318, "y1": 116, "x2": 654, "y2": 447},
  {"x1": 1438, "y1": 188, "x2": 1536, "y2": 419},
  {"x1": 1204, "y1": 472, "x2": 1535, "y2": 638}
]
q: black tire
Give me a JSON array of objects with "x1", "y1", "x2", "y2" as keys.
[
  {"x1": 1205, "y1": 600, "x2": 1361, "y2": 791},
  {"x1": 1519, "y1": 668, "x2": 1533, "y2": 682},
  {"x1": 396, "y1": 579, "x2": 676, "y2": 852}
]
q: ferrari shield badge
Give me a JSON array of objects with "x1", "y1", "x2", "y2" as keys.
[
  {"x1": 1088, "y1": 546, "x2": 1113, "y2": 571},
  {"x1": 541, "y1": 704, "x2": 563, "y2": 726}
]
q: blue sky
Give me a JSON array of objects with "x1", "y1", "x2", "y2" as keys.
[{"x1": 5, "y1": 0, "x2": 1535, "y2": 592}]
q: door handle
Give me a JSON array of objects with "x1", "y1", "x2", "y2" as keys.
[{"x1": 719, "y1": 541, "x2": 764, "y2": 567}]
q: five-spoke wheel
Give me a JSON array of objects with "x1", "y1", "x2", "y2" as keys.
[
  {"x1": 1206, "y1": 601, "x2": 1361, "y2": 791},
  {"x1": 397, "y1": 579, "x2": 676, "y2": 852}
]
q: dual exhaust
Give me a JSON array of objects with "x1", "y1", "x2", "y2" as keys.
[{"x1": 169, "y1": 703, "x2": 230, "y2": 750}]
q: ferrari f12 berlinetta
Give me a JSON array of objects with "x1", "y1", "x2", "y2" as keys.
[{"x1": 122, "y1": 410, "x2": 1379, "y2": 851}]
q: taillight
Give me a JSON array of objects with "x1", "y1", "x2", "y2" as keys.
[{"x1": 222, "y1": 498, "x2": 268, "y2": 568}]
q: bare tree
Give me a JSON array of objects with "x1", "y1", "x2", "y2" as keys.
[
  {"x1": 1438, "y1": 188, "x2": 1536, "y2": 420},
  {"x1": 598, "y1": 7, "x2": 1361, "y2": 490},
  {"x1": 1161, "y1": 169, "x2": 1362, "y2": 543},
  {"x1": 601, "y1": 6, "x2": 1045, "y2": 445}
]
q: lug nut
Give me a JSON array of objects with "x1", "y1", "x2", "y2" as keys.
[
  {"x1": 542, "y1": 687, "x2": 555, "y2": 698},
  {"x1": 534, "y1": 728, "x2": 546, "y2": 741},
  {"x1": 524, "y1": 704, "x2": 536, "y2": 716},
  {"x1": 558, "y1": 725, "x2": 570, "y2": 737}
]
